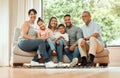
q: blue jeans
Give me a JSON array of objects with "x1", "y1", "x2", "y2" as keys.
[
  {"x1": 56, "y1": 40, "x2": 64, "y2": 62},
  {"x1": 47, "y1": 38, "x2": 56, "y2": 51},
  {"x1": 64, "y1": 46, "x2": 80, "y2": 62},
  {"x1": 18, "y1": 39, "x2": 50, "y2": 62},
  {"x1": 60, "y1": 39, "x2": 67, "y2": 46}
]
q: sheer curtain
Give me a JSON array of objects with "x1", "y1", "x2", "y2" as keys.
[
  {"x1": 0, "y1": 0, "x2": 42, "y2": 66},
  {"x1": 0, "y1": 0, "x2": 9, "y2": 66}
]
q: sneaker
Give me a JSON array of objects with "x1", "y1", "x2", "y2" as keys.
[
  {"x1": 69, "y1": 58, "x2": 78, "y2": 68},
  {"x1": 57, "y1": 62, "x2": 65, "y2": 67},
  {"x1": 30, "y1": 60, "x2": 41, "y2": 66},
  {"x1": 45, "y1": 61, "x2": 56, "y2": 68}
]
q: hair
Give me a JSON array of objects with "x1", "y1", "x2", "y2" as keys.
[
  {"x1": 83, "y1": 11, "x2": 91, "y2": 16},
  {"x1": 58, "y1": 24, "x2": 65, "y2": 28},
  {"x1": 48, "y1": 17, "x2": 57, "y2": 29},
  {"x1": 64, "y1": 14, "x2": 71, "y2": 18},
  {"x1": 28, "y1": 8, "x2": 37, "y2": 15},
  {"x1": 37, "y1": 17, "x2": 44, "y2": 24}
]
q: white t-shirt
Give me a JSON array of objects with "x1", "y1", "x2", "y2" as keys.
[{"x1": 55, "y1": 32, "x2": 69, "y2": 41}]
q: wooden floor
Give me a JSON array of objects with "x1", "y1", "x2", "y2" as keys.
[
  {"x1": 0, "y1": 67, "x2": 120, "y2": 78},
  {"x1": 0, "y1": 47, "x2": 120, "y2": 78}
]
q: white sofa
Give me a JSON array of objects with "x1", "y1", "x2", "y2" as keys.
[{"x1": 10, "y1": 27, "x2": 110, "y2": 67}]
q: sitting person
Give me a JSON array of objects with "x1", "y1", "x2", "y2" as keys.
[
  {"x1": 18, "y1": 9, "x2": 56, "y2": 68},
  {"x1": 63, "y1": 14, "x2": 83, "y2": 67},
  {"x1": 54, "y1": 24, "x2": 69, "y2": 49},
  {"x1": 37, "y1": 17, "x2": 57, "y2": 59},
  {"x1": 78, "y1": 11, "x2": 105, "y2": 66},
  {"x1": 48, "y1": 17, "x2": 65, "y2": 67}
]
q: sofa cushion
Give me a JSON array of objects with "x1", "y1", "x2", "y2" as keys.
[
  {"x1": 94, "y1": 57, "x2": 109, "y2": 63},
  {"x1": 96, "y1": 48, "x2": 109, "y2": 58},
  {"x1": 13, "y1": 45, "x2": 36, "y2": 57},
  {"x1": 12, "y1": 27, "x2": 21, "y2": 46}
]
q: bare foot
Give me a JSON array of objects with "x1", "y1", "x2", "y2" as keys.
[
  {"x1": 38, "y1": 54, "x2": 42, "y2": 59},
  {"x1": 64, "y1": 45, "x2": 69, "y2": 49},
  {"x1": 56, "y1": 41, "x2": 59, "y2": 44},
  {"x1": 52, "y1": 50, "x2": 56, "y2": 56}
]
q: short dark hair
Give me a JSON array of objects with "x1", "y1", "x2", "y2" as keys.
[
  {"x1": 64, "y1": 14, "x2": 71, "y2": 18},
  {"x1": 58, "y1": 24, "x2": 65, "y2": 28},
  {"x1": 83, "y1": 11, "x2": 91, "y2": 16},
  {"x1": 37, "y1": 17, "x2": 44, "y2": 24},
  {"x1": 28, "y1": 9, "x2": 37, "y2": 15}
]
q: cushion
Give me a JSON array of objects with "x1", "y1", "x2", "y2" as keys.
[
  {"x1": 13, "y1": 45, "x2": 36, "y2": 57},
  {"x1": 96, "y1": 48, "x2": 109, "y2": 58}
]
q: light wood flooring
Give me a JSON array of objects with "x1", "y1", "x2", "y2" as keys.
[{"x1": 0, "y1": 67, "x2": 120, "y2": 78}]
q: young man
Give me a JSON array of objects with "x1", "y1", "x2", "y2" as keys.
[
  {"x1": 64, "y1": 14, "x2": 83, "y2": 67},
  {"x1": 78, "y1": 11, "x2": 105, "y2": 66}
]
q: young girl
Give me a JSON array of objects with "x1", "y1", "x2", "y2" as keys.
[
  {"x1": 54, "y1": 24, "x2": 69, "y2": 49},
  {"x1": 37, "y1": 17, "x2": 56, "y2": 59}
]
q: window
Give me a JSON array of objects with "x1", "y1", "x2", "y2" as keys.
[{"x1": 43, "y1": 0, "x2": 120, "y2": 46}]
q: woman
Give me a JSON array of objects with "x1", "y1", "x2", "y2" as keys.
[
  {"x1": 48, "y1": 17, "x2": 65, "y2": 67},
  {"x1": 18, "y1": 9, "x2": 56, "y2": 68}
]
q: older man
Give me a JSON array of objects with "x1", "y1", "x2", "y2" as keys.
[{"x1": 78, "y1": 11, "x2": 105, "y2": 66}]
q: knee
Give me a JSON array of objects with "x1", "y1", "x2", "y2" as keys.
[
  {"x1": 89, "y1": 37, "x2": 96, "y2": 41},
  {"x1": 78, "y1": 38, "x2": 83, "y2": 44},
  {"x1": 58, "y1": 40, "x2": 64, "y2": 45},
  {"x1": 35, "y1": 39, "x2": 44, "y2": 44}
]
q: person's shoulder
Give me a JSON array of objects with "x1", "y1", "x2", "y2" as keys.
[
  {"x1": 22, "y1": 21, "x2": 29, "y2": 28},
  {"x1": 64, "y1": 32, "x2": 68, "y2": 35},
  {"x1": 72, "y1": 25, "x2": 80, "y2": 29},
  {"x1": 24, "y1": 21, "x2": 29, "y2": 25},
  {"x1": 91, "y1": 21, "x2": 100, "y2": 26}
]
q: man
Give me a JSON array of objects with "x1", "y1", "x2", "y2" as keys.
[
  {"x1": 78, "y1": 11, "x2": 105, "y2": 66},
  {"x1": 64, "y1": 14, "x2": 83, "y2": 67}
]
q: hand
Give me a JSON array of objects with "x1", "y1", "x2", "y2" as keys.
[
  {"x1": 64, "y1": 45, "x2": 69, "y2": 49},
  {"x1": 58, "y1": 36, "x2": 64, "y2": 39},
  {"x1": 80, "y1": 39, "x2": 86, "y2": 47},
  {"x1": 69, "y1": 45, "x2": 75, "y2": 52},
  {"x1": 42, "y1": 37, "x2": 47, "y2": 41}
]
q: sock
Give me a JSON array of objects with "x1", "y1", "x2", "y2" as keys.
[
  {"x1": 81, "y1": 56, "x2": 87, "y2": 66},
  {"x1": 89, "y1": 54, "x2": 95, "y2": 63}
]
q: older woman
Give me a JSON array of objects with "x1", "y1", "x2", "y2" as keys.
[{"x1": 18, "y1": 9, "x2": 56, "y2": 68}]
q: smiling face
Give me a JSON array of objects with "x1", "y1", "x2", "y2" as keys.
[
  {"x1": 50, "y1": 18, "x2": 57, "y2": 28},
  {"x1": 64, "y1": 16, "x2": 72, "y2": 27},
  {"x1": 29, "y1": 11, "x2": 37, "y2": 22},
  {"x1": 58, "y1": 25, "x2": 66, "y2": 34},
  {"x1": 38, "y1": 21, "x2": 45, "y2": 30},
  {"x1": 82, "y1": 12, "x2": 91, "y2": 25}
]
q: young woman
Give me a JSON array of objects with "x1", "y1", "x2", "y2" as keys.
[
  {"x1": 18, "y1": 9, "x2": 56, "y2": 68},
  {"x1": 48, "y1": 17, "x2": 65, "y2": 67}
]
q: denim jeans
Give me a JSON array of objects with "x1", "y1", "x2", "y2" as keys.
[
  {"x1": 56, "y1": 39, "x2": 65, "y2": 62},
  {"x1": 47, "y1": 39, "x2": 63, "y2": 62},
  {"x1": 47, "y1": 38, "x2": 56, "y2": 51},
  {"x1": 64, "y1": 46, "x2": 80, "y2": 62},
  {"x1": 18, "y1": 39, "x2": 50, "y2": 62},
  {"x1": 60, "y1": 39, "x2": 67, "y2": 46}
]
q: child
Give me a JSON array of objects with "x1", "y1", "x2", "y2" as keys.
[
  {"x1": 54, "y1": 24, "x2": 69, "y2": 49},
  {"x1": 37, "y1": 17, "x2": 56, "y2": 59}
]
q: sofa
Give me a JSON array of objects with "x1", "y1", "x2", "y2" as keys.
[{"x1": 10, "y1": 27, "x2": 110, "y2": 67}]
